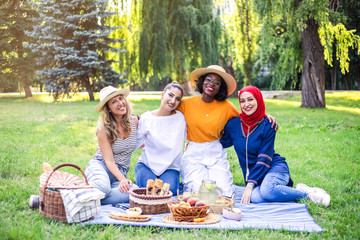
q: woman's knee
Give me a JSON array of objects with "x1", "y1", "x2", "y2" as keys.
[
  {"x1": 251, "y1": 187, "x2": 266, "y2": 203},
  {"x1": 86, "y1": 164, "x2": 112, "y2": 195},
  {"x1": 259, "y1": 172, "x2": 289, "y2": 201},
  {"x1": 259, "y1": 185, "x2": 277, "y2": 201},
  {"x1": 91, "y1": 179, "x2": 111, "y2": 196}
]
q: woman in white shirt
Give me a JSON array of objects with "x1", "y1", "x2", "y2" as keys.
[{"x1": 135, "y1": 82, "x2": 187, "y2": 195}]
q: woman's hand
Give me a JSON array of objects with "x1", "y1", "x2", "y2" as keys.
[
  {"x1": 266, "y1": 114, "x2": 278, "y2": 131},
  {"x1": 118, "y1": 179, "x2": 133, "y2": 192},
  {"x1": 240, "y1": 183, "x2": 254, "y2": 203}
]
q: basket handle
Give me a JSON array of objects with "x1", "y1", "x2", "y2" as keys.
[{"x1": 43, "y1": 163, "x2": 89, "y2": 190}]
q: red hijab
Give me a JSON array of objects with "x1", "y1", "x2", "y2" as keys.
[{"x1": 239, "y1": 86, "x2": 266, "y2": 135}]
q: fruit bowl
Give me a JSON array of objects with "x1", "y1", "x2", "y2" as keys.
[
  {"x1": 222, "y1": 207, "x2": 242, "y2": 221},
  {"x1": 168, "y1": 201, "x2": 210, "y2": 221}
]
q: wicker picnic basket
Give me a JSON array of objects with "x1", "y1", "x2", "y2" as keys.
[
  {"x1": 39, "y1": 163, "x2": 93, "y2": 222},
  {"x1": 168, "y1": 201, "x2": 210, "y2": 221},
  {"x1": 129, "y1": 188, "x2": 173, "y2": 214}
]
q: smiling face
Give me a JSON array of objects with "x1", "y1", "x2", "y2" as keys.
[
  {"x1": 160, "y1": 86, "x2": 183, "y2": 112},
  {"x1": 239, "y1": 91, "x2": 258, "y2": 116},
  {"x1": 107, "y1": 94, "x2": 127, "y2": 116},
  {"x1": 202, "y1": 73, "x2": 222, "y2": 99}
]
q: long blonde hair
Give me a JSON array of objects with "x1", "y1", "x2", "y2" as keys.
[{"x1": 97, "y1": 96, "x2": 132, "y2": 144}]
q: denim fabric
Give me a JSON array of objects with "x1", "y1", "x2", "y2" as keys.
[
  {"x1": 85, "y1": 159, "x2": 138, "y2": 205},
  {"x1": 134, "y1": 162, "x2": 180, "y2": 196},
  {"x1": 251, "y1": 171, "x2": 308, "y2": 203}
]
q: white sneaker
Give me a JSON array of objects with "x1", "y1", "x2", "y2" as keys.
[{"x1": 296, "y1": 183, "x2": 330, "y2": 207}]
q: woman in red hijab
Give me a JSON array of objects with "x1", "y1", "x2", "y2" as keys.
[{"x1": 221, "y1": 86, "x2": 331, "y2": 207}]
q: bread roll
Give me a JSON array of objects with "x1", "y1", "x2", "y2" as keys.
[
  {"x1": 160, "y1": 183, "x2": 170, "y2": 196},
  {"x1": 153, "y1": 179, "x2": 163, "y2": 196},
  {"x1": 146, "y1": 179, "x2": 154, "y2": 195},
  {"x1": 42, "y1": 162, "x2": 53, "y2": 173}
]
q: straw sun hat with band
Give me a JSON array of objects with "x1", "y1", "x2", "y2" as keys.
[
  {"x1": 190, "y1": 65, "x2": 237, "y2": 95},
  {"x1": 95, "y1": 86, "x2": 130, "y2": 112}
]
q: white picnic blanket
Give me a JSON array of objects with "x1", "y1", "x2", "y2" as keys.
[{"x1": 84, "y1": 186, "x2": 323, "y2": 232}]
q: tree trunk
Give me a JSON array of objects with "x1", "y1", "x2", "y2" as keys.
[
  {"x1": 84, "y1": 78, "x2": 94, "y2": 101},
  {"x1": 244, "y1": 6, "x2": 253, "y2": 86},
  {"x1": 21, "y1": 75, "x2": 33, "y2": 97},
  {"x1": 219, "y1": 56, "x2": 238, "y2": 98},
  {"x1": 330, "y1": 42, "x2": 337, "y2": 90},
  {"x1": 16, "y1": 0, "x2": 32, "y2": 98},
  {"x1": 344, "y1": 73, "x2": 351, "y2": 90},
  {"x1": 357, "y1": 73, "x2": 360, "y2": 90},
  {"x1": 182, "y1": 70, "x2": 194, "y2": 96},
  {"x1": 300, "y1": 18, "x2": 325, "y2": 108}
]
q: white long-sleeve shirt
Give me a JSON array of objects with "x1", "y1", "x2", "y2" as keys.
[{"x1": 136, "y1": 110, "x2": 187, "y2": 176}]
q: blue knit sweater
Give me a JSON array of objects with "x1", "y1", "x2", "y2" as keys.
[{"x1": 221, "y1": 117, "x2": 292, "y2": 187}]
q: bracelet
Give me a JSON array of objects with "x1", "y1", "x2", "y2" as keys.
[{"x1": 247, "y1": 182, "x2": 255, "y2": 188}]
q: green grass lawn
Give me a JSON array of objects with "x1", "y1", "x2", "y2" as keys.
[{"x1": 0, "y1": 91, "x2": 359, "y2": 239}]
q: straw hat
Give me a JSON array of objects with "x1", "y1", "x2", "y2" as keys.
[
  {"x1": 190, "y1": 65, "x2": 237, "y2": 95},
  {"x1": 95, "y1": 86, "x2": 130, "y2": 112}
]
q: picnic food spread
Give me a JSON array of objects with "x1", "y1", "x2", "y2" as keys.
[{"x1": 36, "y1": 166, "x2": 242, "y2": 225}]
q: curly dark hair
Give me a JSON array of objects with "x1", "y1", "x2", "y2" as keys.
[{"x1": 195, "y1": 74, "x2": 228, "y2": 101}]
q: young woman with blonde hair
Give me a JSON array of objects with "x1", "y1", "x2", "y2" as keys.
[{"x1": 85, "y1": 86, "x2": 138, "y2": 204}]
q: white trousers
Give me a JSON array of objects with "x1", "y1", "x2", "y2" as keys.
[{"x1": 181, "y1": 140, "x2": 234, "y2": 197}]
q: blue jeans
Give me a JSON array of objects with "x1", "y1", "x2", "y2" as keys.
[
  {"x1": 251, "y1": 171, "x2": 308, "y2": 203},
  {"x1": 85, "y1": 159, "x2": 138, "y2": 205},
  {"x1": 134, "y1": 162, "x2": 180, "y2": 196}
]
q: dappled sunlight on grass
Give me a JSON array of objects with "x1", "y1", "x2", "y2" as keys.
[
  {"x1": 266, "y1": 98, "x2": 360, "y2": 114},
  {"x1": 12, "y1": 92, "x2": 162, "y2": 103},
  {"x1": 11, "y1": 93, "x2": 95, "y2": 103},
  {"x1": 265, "y1": 92, "x2": 360, "y2": 114},
  {"x1": 265, "y1": 99, "x2": 301, "y2": 107},
  {"x1": 325, "y1": 91, "x2": 360, "y2": 109},
  {"x1": 128, "y1": 94, "x2": 161, "y2": 101},
  {"x1": 326, "y1": 105, "x2": 360, "y2": 114}
]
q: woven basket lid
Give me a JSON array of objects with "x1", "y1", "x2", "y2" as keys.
[{"x1": 39, "y1": 171, "x2": 90, "y2": 189}]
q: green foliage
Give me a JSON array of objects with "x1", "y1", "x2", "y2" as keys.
[
  {"x1": 254, "y1": 0, "x2": 303, "y2": 90},
  {"x1": 116, "y1": 0, "x2": 221, "y2": 89},
  {"x1": 223, "y1": 0, "x2": 260, "y2": 87},
  {"x1": 0, "y1": 0, "x2": 38, "y2": 92},
  {"x1": 25, "y1": 0, "x2": 125, "y2": 100},
  {"x1": 254, "y1": 0, "x2": 360, "y2": 90},
  {"x1": 0, "y1": 92, "x2": 359, "y2": 238},
  {"x1": 320, "y1": 22, "x2": 360, "y2": 74}
]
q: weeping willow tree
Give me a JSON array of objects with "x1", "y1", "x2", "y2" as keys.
[
  {"x1": 255, "y1": 0, "x2": 360, "y2": 108},
  {"x1": 225, "y1": 0, "x2": 260, "y2": 87},
  {"x1": 113, "y1": 0, "x2": 222, "y2": 93}
]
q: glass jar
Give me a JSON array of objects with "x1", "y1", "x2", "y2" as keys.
[{"x1": 198, "y1": 179, "x2": 218, "y2": 204}]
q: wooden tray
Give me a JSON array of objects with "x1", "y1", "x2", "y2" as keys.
[
  {"x1": 162, "y1": 213, "x2": 220, "y2": 225},
  {"x1": 109, "y1": 212, "x2": 151, "y2": 222}
]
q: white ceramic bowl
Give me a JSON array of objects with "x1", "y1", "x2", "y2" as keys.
[
  {"x1": 126, "y1": 207, "x2": 142, "y2": 216},
  {"x1": 222, "y1": 207, "x2": 242, "y2": 221}
]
